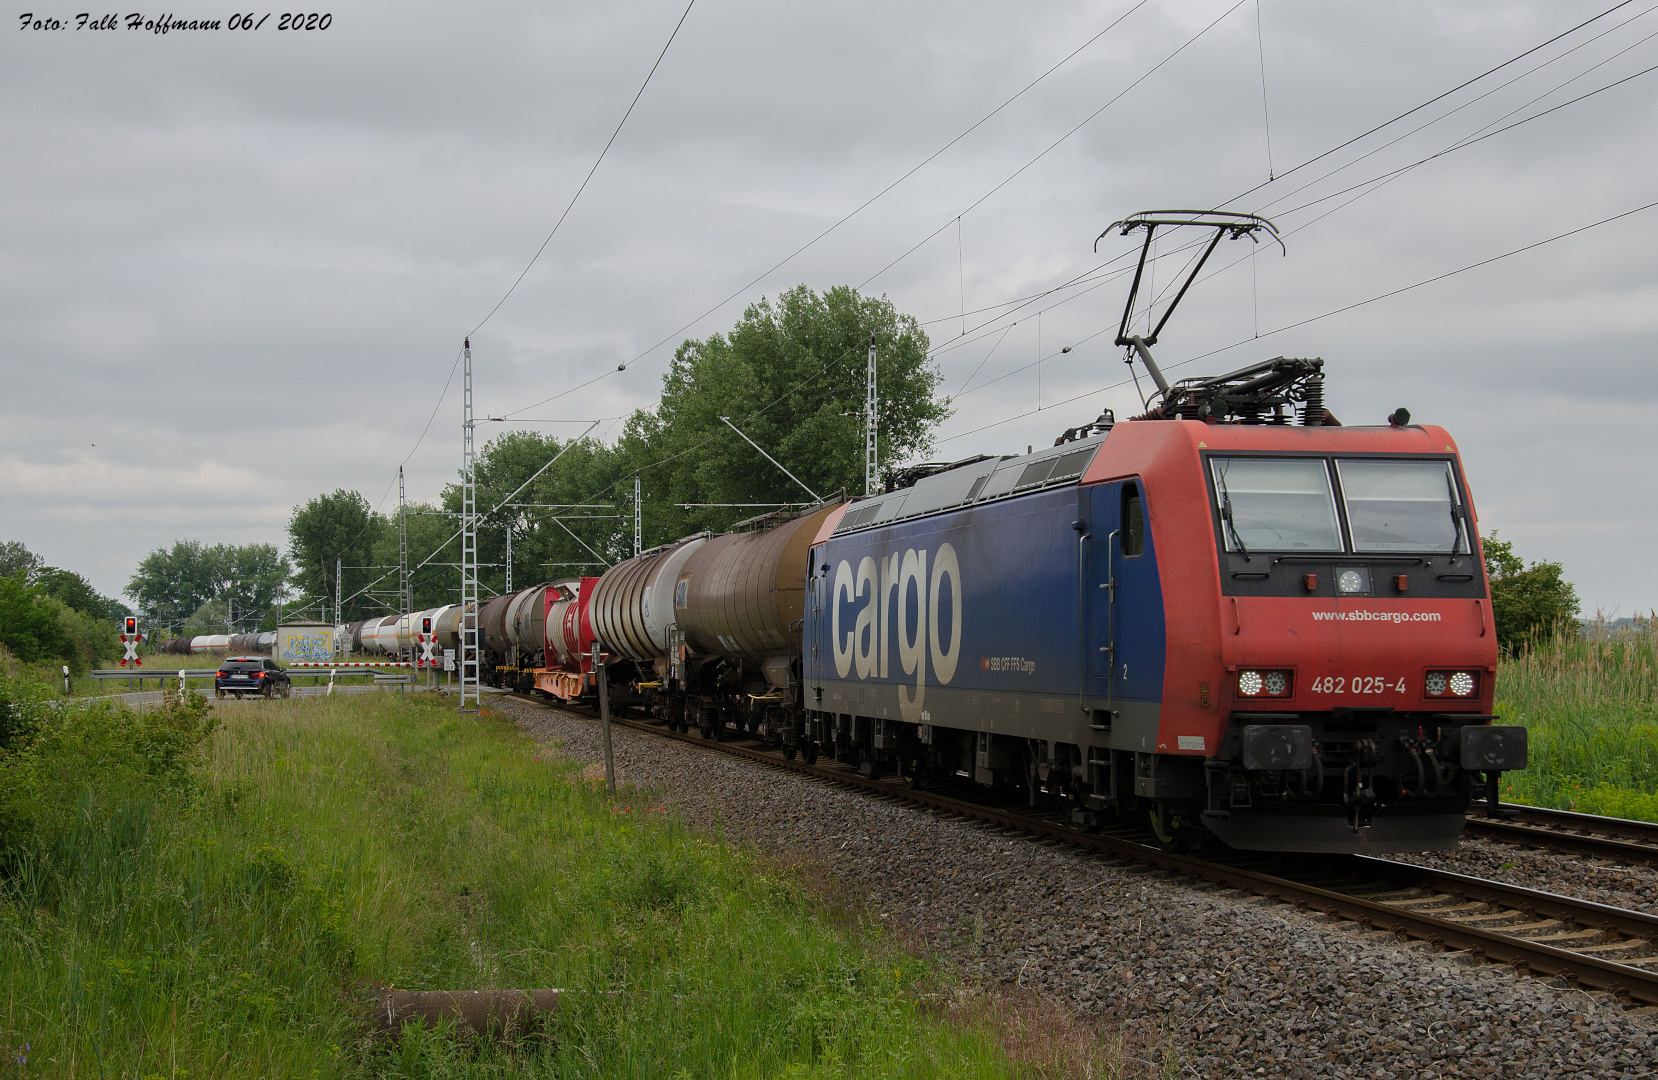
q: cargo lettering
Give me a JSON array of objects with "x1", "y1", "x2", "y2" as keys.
[{"x1": 831, "y1": 543, "x2": 961, "y2": 722}]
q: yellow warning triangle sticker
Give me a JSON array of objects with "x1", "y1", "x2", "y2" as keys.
[{"x1": 1198, "y1": 442, "x2": 1208, "y2": 448}]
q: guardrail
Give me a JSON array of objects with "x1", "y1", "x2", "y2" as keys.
[
  {"x1": 90, "y1": 669, "x2": 218, "y2": 691},
  {"x1": 89, "y1": 665, "x2": 441, "y2": 696}
]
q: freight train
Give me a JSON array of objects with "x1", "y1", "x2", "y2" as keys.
[{"x1": 179, "y1": 212, "x2": 1531, "y2": 854}]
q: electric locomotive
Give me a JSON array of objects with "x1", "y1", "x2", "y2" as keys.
[{"x1": 797, "y1": 211, "x2": 1526, "y2": 853}]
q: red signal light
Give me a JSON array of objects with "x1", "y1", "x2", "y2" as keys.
[{"x1": 124, "y1": 616, "x2": 137, "y2": 636}]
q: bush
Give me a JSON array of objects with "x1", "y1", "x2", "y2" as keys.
[
  {"x1": 0, "y1": 577, "x2": 121, "y2": 675},
  {"x1": 1483, "y1": 534, "x2": 1580, "y2": 655},
  {"x1": 0, "y1": 689, "x2": 218, "y2": 858},
  {"x1": 0, "y1": 575, "x2": 68, "y2": 664},
  {"x1": 0, "y1": 663, "x2": 55, "y2": 753}
]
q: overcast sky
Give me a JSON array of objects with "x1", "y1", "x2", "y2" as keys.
[{"x1": 4, "y1": 0, "x2": 1655, "y2": 615}]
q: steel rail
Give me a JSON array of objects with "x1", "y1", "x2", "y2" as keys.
[
  {"x1": 1465, "y1": 804, "x2": 1658, "y2": 865},
  {"x1": 514, "y1": 696, "x2": 1658, "y2": 1006}
]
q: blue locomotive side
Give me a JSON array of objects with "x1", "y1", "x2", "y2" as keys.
[{"x1": 804, "y1": 480, "x2": 1166, "y2": 751}]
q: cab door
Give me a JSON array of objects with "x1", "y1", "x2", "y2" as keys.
[{"x1": 1085, "y1": 479, "x2": 1164, "y2": 713}]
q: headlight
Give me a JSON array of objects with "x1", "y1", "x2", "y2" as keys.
[
  {"x1": 1425, "y1": 670, "x2": 1478, "y2": 698},
  {"x1": 1238, "y1": 669, "x2": 1293, "y2": 698}
]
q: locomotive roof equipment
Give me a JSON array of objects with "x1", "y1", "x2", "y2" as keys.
[{"x1": 1098, "y1": 210, "x2": 1330, "y2": 428}]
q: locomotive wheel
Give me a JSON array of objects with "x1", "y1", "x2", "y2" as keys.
[{"x1": 1148, "y1": 803, "x2": 1183, "y2": 853}]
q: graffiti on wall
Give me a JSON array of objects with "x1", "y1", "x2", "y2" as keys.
[{"x1": 283, "y1": 631, "x2": 333, "y2": 663}]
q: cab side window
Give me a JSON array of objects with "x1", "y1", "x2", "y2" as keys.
[{"x1": 1122, "y1": 483, "x2": 1145, "y2": 558}]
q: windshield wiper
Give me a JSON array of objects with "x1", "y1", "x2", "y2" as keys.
[
  {"x1": 1215, "y1": 466, "x2": 1249, "y2": 557},
  {"x1": 1444, "y1": 467, "x2": 1468, "y2": 554}
]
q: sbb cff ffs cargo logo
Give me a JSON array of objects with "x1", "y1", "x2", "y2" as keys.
[{"x1": 829, "y1": 543, "x2": 962, "y2": 723}]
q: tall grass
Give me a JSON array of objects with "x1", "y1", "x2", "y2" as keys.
[
  {"x1": 1499, "y1": 616, "x2": 1658, "y2": 819},
  {"x1": 0, "y1": 683, "x2": 1060, "y2": 1078}
]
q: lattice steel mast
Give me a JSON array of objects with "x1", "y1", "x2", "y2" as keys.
[
  {"x1": 633, "y1": 474, "x2": 642, "y2": 556},
  {"x1": 398, "y1": 466, "x2": 411, "y2": 645},
  {"x1": 865, "y1": 333, "x2": 878, "y2": 497},
  {"x1": 460, "y1": 337, "x2": 479, "y2": 711}
]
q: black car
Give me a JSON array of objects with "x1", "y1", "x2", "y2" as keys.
[{"x1": 215, "y1": 656, "x2": 292, "y2": 699}]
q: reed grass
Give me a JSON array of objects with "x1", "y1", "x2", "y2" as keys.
[
  {"x1": 1498, "y1": 616, "x2": 1658, "y2": 819},
  {"x1": 0, "y1": 687, "x2": 1069, "y2": 1078}
]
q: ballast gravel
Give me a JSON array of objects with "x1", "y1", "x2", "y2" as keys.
[
  {"x1": 499, "y1": 698, "x2": 1658, "y2": 1079},
  {"x1": 1385, "y1": 838, "x2": 1658, "y2": 916}
]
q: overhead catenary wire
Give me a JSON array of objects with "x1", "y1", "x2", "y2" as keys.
[
  {"x1": 497, "y1": 1, "x2": 1152, "y2": 420},
  {"x1": 332, "y1": 421, "x2": 600, "y2": 613},
  {"x1": 469, "y1": 0, "x2": 698, "y2": 338},
  {"x1": 386, "y1": 0, "x2": 1655, "y2": 577},
  {"x1": 934, "y1": 196, "x2": 1658, "y2": 446},
  {"x1": 490, "y1": 0, "x2": 1646, "y2": 442},
  {"x1": 857, "y1": 0, "x2": 1251, "y2": 291},
  {"x1": 927, "y1": 4, "x2": 1658, "y2": 391},
  {"x1": 921, "y1": 0, "x2": 1654, "y2": 365},
  {"x1": 1224, "y1": 0, "x2": 1639, "y2": 208},
  {"x1": 324, "y1": 1, "x2": 697, "y2": 586}
]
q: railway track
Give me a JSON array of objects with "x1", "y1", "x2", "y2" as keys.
[
  {"x1": 514, "y1": 694, "x2": 1658, "y2": 1008},
  {"x1": 1467, "y1": 803, "x2": 1658, "y2": 865}
]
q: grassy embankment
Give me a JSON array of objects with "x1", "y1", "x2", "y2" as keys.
[
  {"x1": 0, "y1": 676, "x2": 1105, "y2": 1079},
  {"x1": 1499, "y1": 617, "x2": 1658, "y2": 820}
]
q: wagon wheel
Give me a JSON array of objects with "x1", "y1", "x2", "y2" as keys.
[
  {"x1": 802, "y1": 742, "x2": 819, "y2": 765},
  {"x1": 783, "y1": 744, "x2": 798, "y2": 761}
]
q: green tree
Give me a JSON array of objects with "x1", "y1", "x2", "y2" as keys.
[
  {"x1": 1483, "y1": 533, "x2": 1580, "y2": 654},
  {"x1": 435, "y1": 433, "x2": 627, "y2": 598},
  {"x1": 33, "y1": 567, "x2": 130, "y2": 622},
  {"x1": 41, "y1": 596, "x2": 120, "y2": 674},
  {"x1": 359, "y1": 500, "x2": 468, "y2": 612},
  {"x1": 625, "y1": 284, "x2": 946, "y2": 540},
  {"x1": 0, "y1": 541, "x2": 44, "y2": 581},
  {"x1": 383, "y1": 285, "x2": 944, "y2": 610},
  {"x1": 286, "y1": 491, "x2": 388, "y2": 623},
  {"x1": 1, "y1": 542, "x2": 129, "y2": 622},
  {"x1": 126, "y1": 540, "x2": 289, "y2": 631}
]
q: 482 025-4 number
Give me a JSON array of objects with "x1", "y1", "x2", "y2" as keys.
[{"x1": 1308, "y1": 675, "x2": 1407, "y2": 695}]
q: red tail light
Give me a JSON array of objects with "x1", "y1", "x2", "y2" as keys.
[
  {"x1": 217, "y1": 671, "x2": 228, "y2": 678},
  {"x1": 253, "y1": 671, "x2": 265, "y2": 678}
]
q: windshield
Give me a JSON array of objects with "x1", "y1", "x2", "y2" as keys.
[
  {"x1": 1210, "y1": 457, "x2": 1344, "y2": 553},
  {"x1": 223, "y1": 660, "x2": 261, "y2": 671},
  {"x1": 1337, "y1": 459, "x2": 1469, "y2": 553}
]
